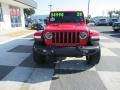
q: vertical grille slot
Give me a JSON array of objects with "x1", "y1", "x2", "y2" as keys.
[
  {"x1": 60, "y1": 32, "x2": 63, "y2": 43},
  {"x1": 56, "y1": 32, "x2": 59, "y2": 43},
  {"x1": 64, "y1": 32, "x2": 67, "y2": 43},
  {"x1": 77, "y1": 32, "x2": 80, "y2": 43},
  {"x1": 73, "y1": 32, "x2": 76, "y2": 43},
  {"x1": 52, "y1": 32, "x2": 55, "y2": 43},
  {"x1": 68, "y1": 32, "x2": 71, "y2": 43}
]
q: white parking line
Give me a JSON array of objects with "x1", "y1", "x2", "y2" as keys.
[
  {"x1": 0, "y1": 81, "x2": 24, "y2": 90},
  {"x1": 101, "y1": 47, "x2": 118, "y2": 56},
  {"x1": 100, "y1": 36, "x2": 110, "y2": 40},
  {"x1": 98, "y1": 71, "x2": 120, "y2": 90},
  {"x1": 20, "y1": 38, "x2": 33, "y2": 40},
  {"x1": 100, "y1": 42, "x2": 120, "y2": 49}
]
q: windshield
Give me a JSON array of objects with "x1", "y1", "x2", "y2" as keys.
[
  {"x1": 112, "y1": 19, "x2": 118, "y2": 22},
  {"x1": 49, "y1": 12, "x2": 84, "y2": 23},
  {"x1": 100, "y1": 19, "x2": 106, "y2": 22}
]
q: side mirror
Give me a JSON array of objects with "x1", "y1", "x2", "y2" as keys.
[{"x1": 44, "y1": 19, "x2": 48, "y2": 25}]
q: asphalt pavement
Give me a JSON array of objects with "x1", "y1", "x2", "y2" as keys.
[{"x1": 0, "y1": 26, "x2": 120, "y2": 90}]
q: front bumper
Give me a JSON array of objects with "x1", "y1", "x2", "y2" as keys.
[{"x1": 33, "y1": 44, "x2": 100, "y2": 57}]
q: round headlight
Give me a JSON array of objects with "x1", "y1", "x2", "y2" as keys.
[
  {"x1": 79, "y1": 32, "x2": 88, "y2": 39},
  {"x1": 45, "y1": 32, "x2": 53, "y2": 39}
]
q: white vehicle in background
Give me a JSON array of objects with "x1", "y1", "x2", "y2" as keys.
[{"x1": 93, "y1": 17, "x2": 109, "y2": 26}]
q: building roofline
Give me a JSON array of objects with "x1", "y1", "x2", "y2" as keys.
[{"x1": 14, "y1": 0, "x2": 37, "y2": 8}]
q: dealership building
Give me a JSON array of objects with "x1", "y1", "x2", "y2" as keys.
[{"x1": 0, "y1": 0, "x2": 37, "y2": 32}]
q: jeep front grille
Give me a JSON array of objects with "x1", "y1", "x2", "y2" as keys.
[{"x1": 52, "y1": 32, "x2": 80, "y2": 44}]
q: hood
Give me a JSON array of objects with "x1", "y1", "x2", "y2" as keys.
[{"x1": 45, "y1": 23, "x2": 88, "y2": 32}]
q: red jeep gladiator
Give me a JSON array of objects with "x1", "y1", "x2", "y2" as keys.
[{"x1": 33, "y1": 11, "x2": 101, "y2": 65}]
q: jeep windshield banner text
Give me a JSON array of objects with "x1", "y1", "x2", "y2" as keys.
[{"x1": 49, "y1": 12, "x2": 84, "y2": 23}]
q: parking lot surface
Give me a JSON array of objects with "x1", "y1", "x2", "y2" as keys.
[{"x1": 0, "y1": 26, "x2": 120, "y2": 90}]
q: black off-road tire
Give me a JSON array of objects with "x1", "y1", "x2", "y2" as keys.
[
  {"x1": 86, "y1": 49, "x2": 101, "y2": 65},
  {"x1": 33, "y1": 50, "x2": 46, "y2": 65}
]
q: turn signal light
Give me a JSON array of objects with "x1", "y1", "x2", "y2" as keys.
[{"x1": 34, "y1": 32, "x2": 42, "y2": 39}]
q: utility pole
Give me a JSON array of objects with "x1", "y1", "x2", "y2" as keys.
[
  {"x1": 48, "y1": 4, "x2": 52, "y2": 12},
  {"x1": 87, "y1": 0, "x2": 90, "y2": 18}
]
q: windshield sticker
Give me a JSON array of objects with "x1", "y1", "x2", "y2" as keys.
[{"x1": 50, "y1": 17, "x2": 55, "y2": 21}]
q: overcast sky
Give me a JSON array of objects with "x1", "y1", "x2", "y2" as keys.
[{"x1": 34, "y1": 0, "x2": 120, "y2": 17}]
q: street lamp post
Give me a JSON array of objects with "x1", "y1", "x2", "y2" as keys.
[
  {"x1": 48, "y1": 4, "x2": 52, "y2": 12},
  {"x1": 87, "y1": 0, "x2": 90, "y2": 18}
]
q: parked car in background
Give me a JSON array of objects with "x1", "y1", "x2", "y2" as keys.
[
  {"x1": 93, "y1": 17, "x2": 109, "y2": 26},
  {"x1": 112, "y1": 22, "x2": 120, "y2": 32},
  {"x1": 108, "y1": 18, "x2": 119, "y2": 26},
  {"x1": 31, "y1": 23, "x2": 44, "y2": 30}
]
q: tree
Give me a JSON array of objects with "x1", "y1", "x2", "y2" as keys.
[
  {"x1": 115, "y1": 10, "x2": 120, "y2": 17},
  {"x1": 24, "y1": 8, "x2": 35, "y2": 18},
  {"x1": 108, "y1": 11, "x2": 114, "y2": 18}
]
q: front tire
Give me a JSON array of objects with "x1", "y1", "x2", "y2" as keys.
[
  {"x1": 86, "y1": 49, "x2": 101, "y2": 65},
  {"x1": 33, "y1": 50, "x2": 46, "y2": 64}
]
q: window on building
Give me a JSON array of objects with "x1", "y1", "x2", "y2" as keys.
[
  {"x1": 0, "y1": 3, "x2": 3, "y2": 22},
  {"x1": 10, "y1": 6, "x2": 21, "y2": 27}
]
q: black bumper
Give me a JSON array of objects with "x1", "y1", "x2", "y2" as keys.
[{"x1": 33, "y1": 44, "x2": 100, "y2": 57}]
